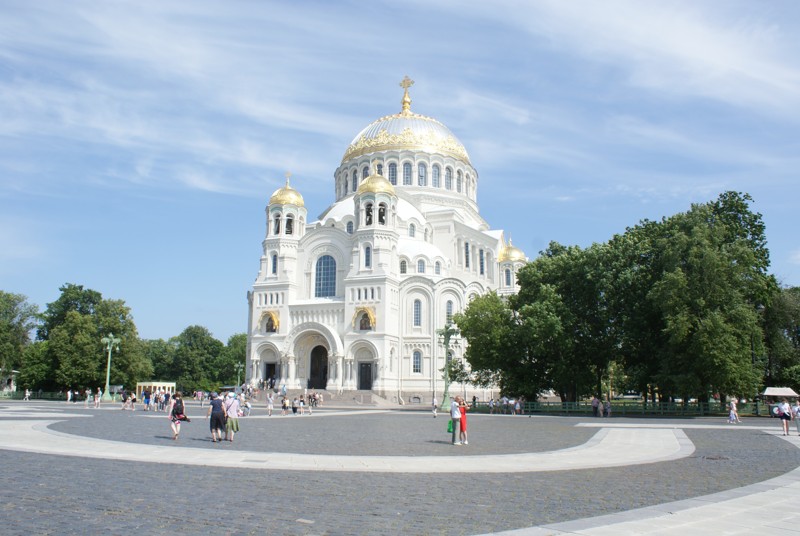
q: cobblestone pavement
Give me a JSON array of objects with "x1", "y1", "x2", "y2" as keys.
[{"x1": 1, "y1": 400, "x2": 799, "y2": 535}]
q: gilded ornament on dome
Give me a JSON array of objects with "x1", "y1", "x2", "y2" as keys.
[{"x1": 342, "y1": 121, "x2": 471, "y2": 163}]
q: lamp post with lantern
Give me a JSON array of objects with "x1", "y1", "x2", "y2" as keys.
[{"x1": 101, "y1": 333, "x2": 121, "y2": 401}]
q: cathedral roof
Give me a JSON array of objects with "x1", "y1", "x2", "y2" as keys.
[
  {"x1": 498, "y1": 239, "x2": 526, "y2": 262},
  {"x1": 269, "y1": 174, "x2": 304, "y2": 207},
  {"x1": 341, "y1": 76, "x2": 471, "y2": 165},
  {"x1": 357, "y1": 167, "x2": 396, "y2": 196}
]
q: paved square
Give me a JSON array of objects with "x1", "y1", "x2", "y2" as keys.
[{"x1": 2, "y1": 400, "x2": 799, "y2": 535}]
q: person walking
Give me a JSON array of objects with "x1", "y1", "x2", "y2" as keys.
[
  {"x1": 169, "y1": 392, "x2": 186, "y2": 440},
  {"x1": 206, "y1": 392, "x2": 226, "y2": 443},
  {"x1": 224, "y1": 392, "x2": 240, "y2": 442},
  {"x1": 432, "y1": 395, "x2": 438, "y2": 418},
  {"x1": 779, "y1": 398, "x2": 792, "y2": 436},
  {"x1": 450, "y1": 396, "x2": 462, "y2": 446},
  {"x1": 94, "y1": 388, "x2": 102, "y2": 408},
  {"x1": 23, "y1": 388, "x2": 30, "y2": 401},
  {"x1": 791, "y1": 399, "x2": 800, "y2": 436},
  {"x1": 266, "y1": 392, "x2": 274, "y2": 417}
]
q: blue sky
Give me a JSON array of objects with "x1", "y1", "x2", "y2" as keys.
[{"x1": 2, "y1": 1, "x2": 799, "y2": 343}]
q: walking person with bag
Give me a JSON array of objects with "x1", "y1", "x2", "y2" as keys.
[
  {"x1": 168, "y1": 392, "x2": 188, "y2": 441},
  {"x1": 206, "y1": 392, "x2": 226, "y2": 443},
  {"x1": 224, "y1": 392, "x2": 240, "y2": 442}
]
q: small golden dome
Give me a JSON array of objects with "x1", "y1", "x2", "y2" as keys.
[
  {"x1": 269, "y1": 173, "x2": 304, "y2": 207},
  {"x1": 357, "y1": 165, "x2": 396, "y2": 196},
  {"x1": 498, "y1": 239, "x2": 525, "y2": 262}
]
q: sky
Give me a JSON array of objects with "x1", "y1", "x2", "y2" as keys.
[{"x1": 2, "y1": 1, "x2": 799, "y2": 343}]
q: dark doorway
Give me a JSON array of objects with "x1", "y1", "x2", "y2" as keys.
[
  {"x1": 358, "y1": 362, "x2": 373, "y2": 390},
  {"x1": 309, "y1": 345, "x2": 328, "y2": 389},
  {"x1": 264, "y1": 363, "x2": 277, "y2": 388}
]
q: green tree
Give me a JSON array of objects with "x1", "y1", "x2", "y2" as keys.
[
  {"x1": 38, "y1": 283, "x2": 102, "y2": 340},
  {"x1": 765, "y1": 286, "x2": 800, "y2": 389},
  {"x1": 0, "y1": 291, "x2": 39, "y2": 385},
  {"x1": 144, "y1": 338, "x2": 177, "y2": 380},
  {"x1": 51, "y1": 310, "x2": 101, "y2": 389},
  {"x1": 216, "y1": 333, "x2": 247, "y2": 385},
  {"x1": 172, "y1": 326, "x2": 224, "y2": 392},
  {"x1": 16, "y1": 341, "x2": 51, "y2": 390}
]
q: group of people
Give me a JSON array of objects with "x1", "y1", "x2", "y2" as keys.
[
  {"x1": 774, "y1": 398, "x2": 800, "y2": 436},
  {"x1": 488, "y1": 396, "x2": 526, "y2": 415},
  {"x1": 591, "y1": 396, "x2": 612, "y2": 418},
  {"x1": 449, "y1": 395, "x2": 470, "y2": 446},
  {"x1": 204, "y1": 391, "x2": 243, "y2": 443}
]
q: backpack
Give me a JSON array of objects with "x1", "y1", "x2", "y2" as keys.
[{"x1": 173, "y1": 399, "x2": 184, "y2": 416}]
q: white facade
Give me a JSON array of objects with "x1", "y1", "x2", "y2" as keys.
[{"x1": 246, "y1": 79, "x2": 526, "y2": 403}]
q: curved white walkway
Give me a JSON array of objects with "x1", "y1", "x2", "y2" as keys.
[{"x1": 0, "y1": 416, "x2": 691, "y2": 473}]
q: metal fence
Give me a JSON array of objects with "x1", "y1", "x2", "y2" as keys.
[{"x1": 471, "y1": 399, "x2": 769, "y2": 418}]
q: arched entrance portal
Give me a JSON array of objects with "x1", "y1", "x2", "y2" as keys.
[{"x1": 309, "y1": 345, "x2": 328, "y2": 389}]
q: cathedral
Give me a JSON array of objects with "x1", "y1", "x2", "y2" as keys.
[{"x1": 245, "y1": 77, "x2": 526, "y2": 404}]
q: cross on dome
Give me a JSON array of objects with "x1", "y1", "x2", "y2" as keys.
[{"x1": 400, "y1": 75, "x2": 414, "y2": 114}]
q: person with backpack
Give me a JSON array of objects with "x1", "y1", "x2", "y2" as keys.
[
  {"x1": 778, "y1": 398, "x2": 792, "y2": 436},
  {"x1": 169, "y1": 392, "x2": 187, "y2": 440}
]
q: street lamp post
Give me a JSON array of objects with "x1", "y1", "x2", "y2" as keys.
[
  {"x1": 101, "y1": 333, "x2": 121, "y2": 401},
  {"x1": 235, "y1": 362, "x2": 244, "y2": 389},
  {"x1": 436, "y1": 322, "x2": 460, "y2": 411}
]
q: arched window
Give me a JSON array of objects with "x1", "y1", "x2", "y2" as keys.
[
  {"x1": 413, "y1": 299, "x2": 422, "y2": 327},
  {"x1": 346, "y1": 221, "x2": 354, "y2": 234},
  {"x1": 365, "y1": 203, "x2": 373, "y2": 225},
  {"x1": 400, "y1": 260, "x2": 407, "y2": 274},
  {"x1": 362, "y1": 167, "x2": 369, "y2": 180},
  {"x1": 417, "y1": 260, "x2": 425, "y2": 273},
  {"x1": 388, "y1": 163, "x2": 397, "y2": 185},
  {"x1": 271, "y1": 254, "x2": 278, "y2": 275},
  {"x1": 364, "y1": 246, "x2": 371, "y2": 268},
  {"x1": 403, "y1": 162, "x2": 412, "y2": 185},
  {"x1": 273, "y1": 213, "x2": 281, "y2": 235},
  {"x1": 479, "y1": 249, "x2": 485, "y2": 275},
  {"x1": 378, "y1": 203, "x2": 387, "y2": 225},
  {"x1": 343, "y1": 177, "x2": 348, "y2": 195},
  {"x1": 285, "y1": 215, "x2": 294, "y2": 235},
  {"x1": 266, "y1": 315, "x2": 276, "y2": 333},
  {"x1": 457, "y1": 171, "x2": 463, "y2": 193},
  {"x1": 446, "y1": 300, "x2": 453, "y2": 323},
  {"x1": 505, "y1": 268, "x2": 512, "y2": 287},
  {"x1": 418, "y1": 163, "x2": 427, "y2": 186},
  {"x1": 464, "y1": 242, "x2": 470, "y2": 268},
  {"x1": 352, "y1": 171, "x2": 358, "y2": 192},
  {"x1": 314, "y1": 255, "x2": 336, "y2": 297},
  {"x1": 435, "y1": 261, "x2": 441, "y2": 275},
  {"x1": 409, "y1": 224, "x2": 415, "y2": 238},
  {"x1": 377, "y1": 163, "x2": 383, "y2": 176},
  {"x1": 413, "y1": 350, "x2": 422, "y2": 373},
  {"x1": 432, "y1": 164, "x2": 441, "y2": 188},
  {"x1": 445, "y1": 168, "x2": 453, "y2": 190}
]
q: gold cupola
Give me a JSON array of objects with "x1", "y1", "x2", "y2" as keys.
[
  {"x1": 269, "y1": 173, "x2": 305, "y2": 207},
  {"x1": 498, "y1": 238, "x2": 526, "y2": 263},
  {"x1": 357, "y1": 163, "x2": 396, "y2": 196}
]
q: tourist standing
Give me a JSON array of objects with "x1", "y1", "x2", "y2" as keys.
[
  {"x1": 266, "y1": 392, "x2": 274, "y2": 416},
  {"x1": 459, "y1": 396, "x2": 469, "y2": 445},
  {"x1": 450, "y1": 396, "x2": 462, "y2": 445},
  {"x1": 779, "y1": 398, "x2": 793, "y2": 436},
  {"x1": 206, "y1": 392, "x2": 226, "y2": 443},
  {"x1": 432, "y1": 395, "x2": 438, "y2": 418},
  {"x1": 793, "y1": 399, "x2": 800, "y2": 435},
  {"x1": 95, "y1": 388, "x2": 102, "y2": 408},
  {"x1": 224, "y1": 393, "x2": 240, "y2": 442},
  {"x1": 592, "y1": 396, "x2": 600, "y2": 417}
]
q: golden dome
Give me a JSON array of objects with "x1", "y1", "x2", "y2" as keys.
[
  {"x1": 269, "y1": 173, "x2": 304, "y2": 207},
  {"x1": 342, "y1": 76, "x2": 470, "y2": 165},
  {"x1": 498, "y1": 239, "x2": 525, "y2": 263},
  {"x1": 357, "y1": 165, "x2": 396, "y2": 196}
]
